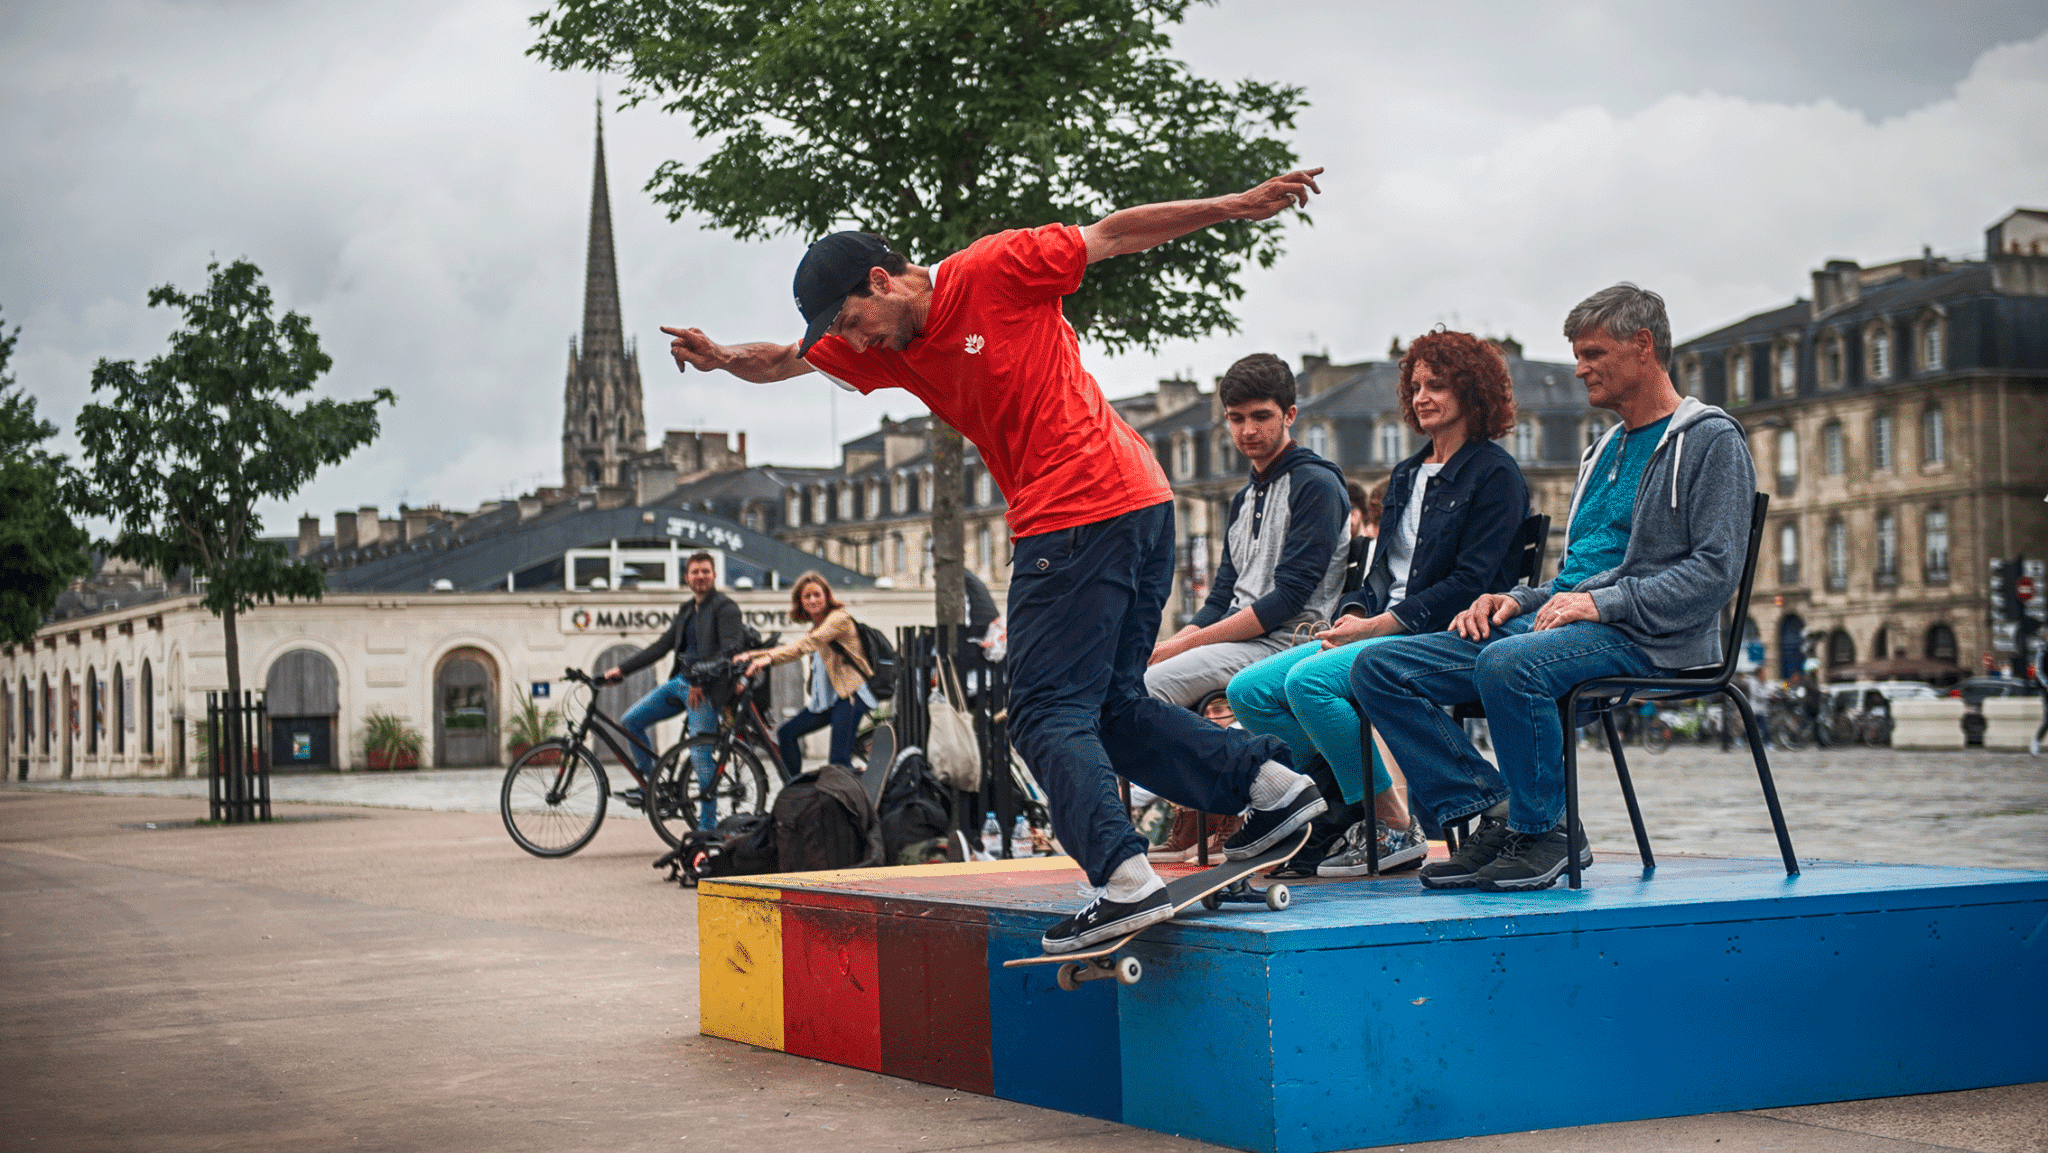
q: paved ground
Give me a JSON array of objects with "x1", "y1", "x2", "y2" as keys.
[{"x1": 2, "y1": 746, "x2": 2043, "y2": 1152}]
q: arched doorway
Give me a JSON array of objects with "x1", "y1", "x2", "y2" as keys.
[
  {"x1": 61, "y1": 670, "x2": 74, "y2": 778},
  {"x1": 1925, "y1": 623, "x2": 1958, "y2": 663},
  {"x1": 1777, "y1": 614, "x2": 1805, "y2": 680},
  {"x1": 266, "y1": 650, "x2": 340, "y2": 769},
  {"x1": 592, "y1": 644, "x2": 657, "y2": 765},
  {"x1": 1827, "y1": 629, "x2": 1856, "y2": 669},
  {"x1": 434, "y1": 648, "x2": 499, "y2": 767}
]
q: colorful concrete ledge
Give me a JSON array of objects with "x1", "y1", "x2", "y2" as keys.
[{"x1": 698, "y1": 854, "x2": 2048, "y2": 1153}]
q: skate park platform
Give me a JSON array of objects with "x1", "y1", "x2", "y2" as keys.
[{"x1": 697, "y1": 853, "x2": 2048, "y2": 1153}]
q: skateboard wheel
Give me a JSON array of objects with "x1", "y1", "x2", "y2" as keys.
[
  {"x1": 1116, "y1": 955, "x2": 1143, "y2": 985},
  {"x1": 1056, "y1": 963, "x2": 1083, "y2": 992},
  {"x1": 1201, "y1": 892, "x2": 1222, "y2": 911},
  {"x1": 1265, "y1": 883, "x2": 1290, "y2": 911}
]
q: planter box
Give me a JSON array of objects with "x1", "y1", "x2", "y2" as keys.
[
  {"x1": 510, "y1": 743, "x2": 562, "y2": 764},
  {"x1": 1890, "y1": 697, "x2": 1964, "y2": 749},
  {"x1": 366, "y1": 749, "x2": 420, "y2": 770},
  {"x1": 1982, "y1": 697, "x2": 2042, "y2": 750}
]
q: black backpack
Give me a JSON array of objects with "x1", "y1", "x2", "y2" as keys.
[
  {"x1": 878, "y1": 749, "x2": 955, "y2": 866},
  {"x1": 772, "y1": 764, "x2": 883, "y2": 873},
  {"x1": 691, "y1": 812, "x2": 777, "y2": 881},
  {"x1": 832, "y1": 620, "x2": 898, "y2": 702}
]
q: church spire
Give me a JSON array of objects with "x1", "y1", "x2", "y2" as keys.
[{"x1": 581, "y1": 98, "x2": 625, "y2": 360}]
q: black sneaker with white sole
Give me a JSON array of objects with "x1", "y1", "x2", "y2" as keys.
[
  {"x1": 1222, "y1": 778, "x2": 1327, "y2": 861},
  {"x1": 1418, "y1": 814, "x2": 1513, "y2": 889},
  {"x1": 1040, "y1": 887, "x2": 1174, "y2": 953},
  {"x1": 1472, "y1": 821, "x2": 1593, "y2": 892}
]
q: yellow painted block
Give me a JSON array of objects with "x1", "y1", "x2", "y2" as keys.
[{"x1": 698, "y1": 889, "x2": 784, "y2": 1050}]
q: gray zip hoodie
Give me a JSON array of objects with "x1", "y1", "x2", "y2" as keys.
[{"x1": 1508, "y1": 395, "x2": 1757, "y2": 670}]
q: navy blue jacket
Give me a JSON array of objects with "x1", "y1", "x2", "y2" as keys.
[
  {"x1": 1343, "y1": 438, "x2": 1529, "y2": 634},
  {"x1": 1192, "y1": 443, "x2": 1350, "y2": 633}
]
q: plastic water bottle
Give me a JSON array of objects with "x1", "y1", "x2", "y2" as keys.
[
  {"x1": 982, "y1": 811, "x2": 1002, "y2": 856},
  {"x1": 1012, "y1": 815, "x2": 1032, "y2": 856}
]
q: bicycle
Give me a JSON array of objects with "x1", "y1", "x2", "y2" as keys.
[
  {"x1": 499, "y1": 666, "x2": 772, "y2": 858},
  {"x1": 641, "y1": 661, "x2": 790, "y2": 845}
]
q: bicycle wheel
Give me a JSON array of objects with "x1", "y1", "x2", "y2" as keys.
[
  {"x1": 1644, "y1": 718, "x2": 1673, "y2": 754},
  {"x1": 650, "y1": 735, "x2": 771, "y2": 843},
  {"x1": 501, "y1": 740, "x2": 608, "y2": 857}
]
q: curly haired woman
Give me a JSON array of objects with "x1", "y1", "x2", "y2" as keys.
[{"x1": 1228, "y1": 330, "x2": 1530, "y2": 876}]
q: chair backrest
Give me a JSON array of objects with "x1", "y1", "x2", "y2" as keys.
[
  {"x1": 1702, "y1": 492, "x2": 1771, "y2": 680},
  {"x1": 1515, "y1": 514, "x2": 1552, "y2": 587},
  {"x1": 1340, "y1": 534, "x2": 1372, "y2": 595}
]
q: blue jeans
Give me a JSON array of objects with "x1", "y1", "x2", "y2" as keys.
[
  {"x1": 1227, "y1": 638, "x2": 1400, "y2": 804},
  {"x1": 1006, "y1": 502, "x2": 1288, "y2": 888},
  {"x1": 620, "y1": 676, "x2": 719, "y2": 827},
  {"x1": 776, "y1": 695, "x2": 868, "y2": 781},
  {"x1": 1348, "y1": 617, "x2": 1662, "y2": 836}
]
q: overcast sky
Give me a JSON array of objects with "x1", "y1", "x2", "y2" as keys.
[{"x1": 3, "y1": 0, "x2": 2044, "y2": 535}]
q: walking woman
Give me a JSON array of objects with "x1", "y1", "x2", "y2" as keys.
[
  {"x1": 1227, "y1": 329, "x2": 1529, "y2": 875},
  {"x1": 736, "y1": 572, "x2": 875, "y2": 780}
]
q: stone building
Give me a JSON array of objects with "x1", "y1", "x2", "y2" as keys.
[
  {"x1": 1671, "y1": 207, "x2": 2048, "y2": 680},
  {"x1": 561, "y1": 107, "x2": 647, "y2": 491}
]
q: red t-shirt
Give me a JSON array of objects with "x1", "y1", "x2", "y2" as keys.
[{"x1": 803, "y1": 223, "x2": 1172, "y2": 538}]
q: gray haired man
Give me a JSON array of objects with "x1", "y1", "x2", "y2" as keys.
[{"x1": 1349, "y1": 284, "x2": 1757, "y2": 891}]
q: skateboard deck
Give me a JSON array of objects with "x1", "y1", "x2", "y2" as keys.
[
  {"x1": 1003, "y1": 827, "x2": 1312, "y2": 989},
  {"x1": 859, "y1": 723, "x2": 895, "y2": 804}
]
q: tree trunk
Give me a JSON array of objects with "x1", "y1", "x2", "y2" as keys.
[
  {"x1": 222, "y1": 608, "x2": 242, "y2": 717},
  {"x1": 931, "y1": 419, "x2": 966, "y2": 630}
]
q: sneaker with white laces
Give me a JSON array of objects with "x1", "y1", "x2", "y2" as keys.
[
  {"x1": 1222, "y1": 775, "x2": 1326, "y2": 860},
  {"x1": 1039, "y1": 887, "x2": 1174, "y2": 953},
  {"x1": 1472, "y1": 821, "x2": 1594, "y2": 892},
  {"x1": 1317, "y1": 817, "x2": 1429, "y2": 877},
  {"x1": 1418, "y1": 814, "x2": 1512, "y2": 889}
]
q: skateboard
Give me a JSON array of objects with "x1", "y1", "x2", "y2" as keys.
[
  {"x1": 1003, "y1": 827, "x2": 1311, "y2": 990},
  {"x1": 858, "y1": 722, "x2": 895, "y2": 805}
]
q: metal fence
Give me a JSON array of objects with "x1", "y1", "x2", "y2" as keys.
[
  {"x1": 206, "y1": 690, "x2": 271, "y2": 823},
  {"x1": 891, "y1": 626, "x2": 1040, "y2": 858}
]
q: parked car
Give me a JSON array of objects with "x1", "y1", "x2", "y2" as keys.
[{"x1": 1823, "y1": 681, "x2": 1940, "y2": 748}]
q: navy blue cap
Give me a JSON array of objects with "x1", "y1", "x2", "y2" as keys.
[{"x1": 794, "y1": 232, "x2": 892, "y2": 356}]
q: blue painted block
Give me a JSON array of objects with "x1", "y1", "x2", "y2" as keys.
[
  {"x1": 1116, "y1": 858, "x2": 2048, "y2": 1153},
  {"x1": 985, "y1": 909, "x2": 1122, "y2": 1121}
]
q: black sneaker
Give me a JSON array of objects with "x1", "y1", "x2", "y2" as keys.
[
  {"x1": 1040, "y1": 887, "x2": 1174, "y2": 954},
  {"x1": 1418, "y1": 815, "x2": 1513, "y2": 889},
  {"x1": 1473, "y1": 822, "x2": 1593, "y2": 892},
  {"x1": 1222, "y1": 776, "x2": 1328, "y2": 860},
  {"x1": 613, "y1": 787, "x2": 645, "y2": 809}
]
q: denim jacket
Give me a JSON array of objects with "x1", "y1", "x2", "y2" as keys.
[{"x1": 1340, "y1": 438, "x2": 1529, "y2": 635}]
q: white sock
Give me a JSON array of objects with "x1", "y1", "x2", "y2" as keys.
[
  {"x1": 1247, "y1": 760, "x2": 1311, "y2": 811},
  {"x1": 1103, "y1": 852, "x2": 1165, "y2": 903}
]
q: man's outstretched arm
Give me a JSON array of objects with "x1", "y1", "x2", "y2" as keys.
[
  {"x1": 661, "y1": 326, "x2": 816, "y2": 382},
  {"x1": 1080, "y1": 167, "x2": 1323, "y2": 265}
]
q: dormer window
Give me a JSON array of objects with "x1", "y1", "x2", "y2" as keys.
[
  {"x1": 1773, "y1": 337, "x2": 1799, "y2": 398},
  {"x1": 1679, "y1": 356, "x2": 1701, "y2": 397},
  {"x1": 1303, "y1": 423, "x2": 1330, "y2": 459},
  {"x1": 1511, "y1": 419, "x2": 1536, "y2": 463},
  {"x1": 1172, "y1": 432, "x2": 1194, "y2": 480},
  {"x1": 1818, "y1": 331, "x2": 1845, "y2": 390},
  {"x1": 1380, "y1": 420, "x2": 1407, "y2": 464},
  {"x1": 1865, "y1": 321, "x2": 1894, "y2": 381},
  {"x1": 1727, "y1": 348, "x2": 1751, "y2": 404},
  {"x1": 1916, "y1": 310, "x2": 1946, "y2": 372}
]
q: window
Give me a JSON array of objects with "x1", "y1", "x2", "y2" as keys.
[
  {"x1": 1818, "y1": 331, "x2": 1845, "y2": 390},
  {"x1": 1825, "y1": 517, "x2": 1847, "y2": 590},
  {"x1": 1583, "y1": 418, "x2": 1611, "y2": 451},
  {"x1": 977, "y1": 524, "x2": 992, "y2": 571},
  {"x1": 742, "y1": 506, "x2": 761, "y2": 532},
  {"x1": 837, "y1": 485, "x2": 853, "y2": 520},
  {"x1": 1925, "y1": 623, "x2": 1957, "y2": 663},
  {"x1": 974, "y1": 469, "x2": 993, "y2": 506},
  {"x1": 1679, "y1": 356, "x2": 1701, "y2": 397},
  {"x1": 786, "y1": 493, "x2": 802, "y2": 527},
  {"x1": 1774, "y1": 338, "x2": 1798, "y2": 397},
  {"x1": 1866, "y1": 322, "x2": 1893, "y2": 381},
  {"x1": 1922, "y1": 403, "x2": 1945, "y2": 465},
  {"x1": 1172, "y1": 433, "x2": 1194, "y2": 479},
  {"x1": 141, "y1": 661, "x2": 152, "y2": 755},
  {"x1": 920, "y1": 470, "x2": 933, "y2": 510},
  {"x1": 1874, "y1": 625, "x2": 1892, "y2": 661},
  {"x1": 892, "y1": 534, "x2": 905, "y2": 574},
  {"x1": 1875, "y1": 510, "x2": 1898, "y2": 584},
  {"x1": 1510, "y1": 419, "x2": 1535, "y2": 462},
  {"x1": 19, "y1": 676, "x2": 29, "y2": 753},
  {"x1": 585, "y1": 460, "x2": 600, "y2": 486},
  {"x1": 1776, "y1": 428, "x2": 1800, "y2": 490},
  {"x1": 1778, "y1": 522, "x2": 1800, "y2": 585},
  {"x1": 1923, "y1": 507, "x2": 1950, "y2": 582},
  {"x1": 1872, "y1": 411, "x2": 1895, "y2": 470},
  {"x1": 1827, "y1": 629, "x2": 1856, "y2": 667},
  {"x1": 85, "y1": 668, "x2": 98, "y2": 755},
  {"x1": 1303, "y1": 423, "x2": 1329, "y2": 458},
  {"x1": 1822, "y1": 421, "x2": 1844, "y2": 476},
  {"x1": 865, "y1": 480, "x2": 881, "y2": 519},
  {"x1": 1919, "y1": 314, "x2": 1945, "y2": 371},
  {"x1": 891, "y1": 474, "x2": 907, "y2": 514},
  {"x1": 1376, "y1": 419, "x2": 1409, "y2": 464},
  {"x1": 114, "y1": 663, "x2": 126, "y2": 754},
  {"x1": 811, "y1": 488, "x2": 828, "y2": 524},
  {"x1": 1727, "y1": 348, "x2": 1750, "y2": 404},
  {"x1": 588, "y1": 414, "x2": 598, "y2": 440},
  {"x1": 616, "y1": 415, "x2": 626, "y2": 440}
]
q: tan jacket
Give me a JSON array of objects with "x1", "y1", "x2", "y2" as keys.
[{"x1": 756, "y1": 608, "x2": 870, "y2": 702}]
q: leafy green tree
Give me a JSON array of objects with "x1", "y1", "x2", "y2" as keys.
[
  {"x1": 72, "y1": 261, "x2": 395, "y2": 710},
  {"x1": 529, "y1": 0, "x2": 1308, "y2": 626},
  {"x1": 0, "y1": 307, "x2": 93, "y2": 645}
]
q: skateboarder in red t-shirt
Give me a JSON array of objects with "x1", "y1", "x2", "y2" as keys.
[{"x1": 662, "y1": 168, "x2": 1328, "y2": 952}]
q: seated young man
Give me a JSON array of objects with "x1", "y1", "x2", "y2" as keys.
[{"x1": 1349, "y1": 284, "x2": 1756, "y2": 891}]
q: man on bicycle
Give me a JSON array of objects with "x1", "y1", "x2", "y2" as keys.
[{"x1": 603, "y1": 552, "x2": 745, "y2": 828}]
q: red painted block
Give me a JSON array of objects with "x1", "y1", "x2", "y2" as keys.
[
  {"x1": 781, "y1": 892, "x2": 882, "y2": 1071},
  {"x1": 877, "y1": 906, "x2": 993, "y2": 1095}
]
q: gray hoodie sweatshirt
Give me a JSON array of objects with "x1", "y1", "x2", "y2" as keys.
[{"x1": 1508, "y1": 395, "x2": 1757, "y2": 670}]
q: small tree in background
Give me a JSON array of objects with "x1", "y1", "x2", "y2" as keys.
[
  {"x1": 528, "y1": 0, "x2": 1308, "y2": 629},
  {"x1": 72, "y1": 260, "x2": 395, "y2": 713},
  {"x1": 0, "y1": 306, "x2": 93, "y2": 645}
]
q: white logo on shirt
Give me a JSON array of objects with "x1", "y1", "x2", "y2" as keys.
[{"x1": 965, "y1": 334, "x2": 985, "y2": 355}]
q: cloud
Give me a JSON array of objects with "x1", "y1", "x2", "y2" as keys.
[{"x1": 1, "y1": 0, "x2": 2042, "y2": 536}]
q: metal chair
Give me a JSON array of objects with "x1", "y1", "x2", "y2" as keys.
[{"x1": 1559, "y1": 492, "x2": 1797, "y2": 889}]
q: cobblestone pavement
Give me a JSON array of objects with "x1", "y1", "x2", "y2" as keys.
[{"x1": 11, "y1": 743, "x2": 2046, "y2": 870}]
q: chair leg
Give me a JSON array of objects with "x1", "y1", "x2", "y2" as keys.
[
  {"x1": 1361, "y1": 716, "x2": 1380, "y2": 875},
  {"x1": 1602, "y1": 706, "x2": 1655, "y2": 871},
  {"x1": 1563, "y1": 695, "x2": 1582, "y2": 889},
  {"x1": 1196, "y1": 812, "x2": 1208, "y2": 867},
  {"x1": 1724, "y1": 686, "x2": 1800, "y2": 877}
]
